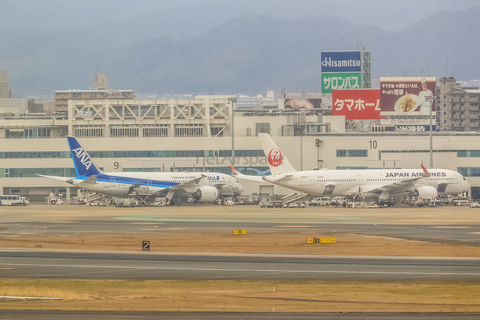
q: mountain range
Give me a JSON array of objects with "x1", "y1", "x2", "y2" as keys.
[{"x1": 1, "y1": 2, "x2": 479, "y2": 97}]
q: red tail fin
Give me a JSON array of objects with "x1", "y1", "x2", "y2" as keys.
[
  {"x1": 421, "y1": 164, "x2": 430, "y2": 178},
  {"x1": 229, "y1": 165, "x2": 241, "y2": 175}
]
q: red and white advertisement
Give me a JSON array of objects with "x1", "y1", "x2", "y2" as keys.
[
  {"x1": 332, "y1": 89, "x2": 381, "y2": 120},
  {"x1": 380, "y1": 77, "x2": 436, "y2": 116}
]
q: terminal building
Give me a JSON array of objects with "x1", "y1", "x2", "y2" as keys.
[{"x1": 1, "y1": 72, "x2": 480, "y2": 201}]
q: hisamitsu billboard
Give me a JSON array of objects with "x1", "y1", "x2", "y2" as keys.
[
  {"x1": 321, "y1": 51, "x2": 362, "y2": 73},
  {"x1": 333, "y1": 89, "x2": 380, "y2": 120}
]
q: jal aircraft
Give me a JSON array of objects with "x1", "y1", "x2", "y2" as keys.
[
  {"x1": 232, "y1": 133, "x2": 470, "y2": 204},
  {"x1": 39, "y1": 136, "x2": 243, "y2": 203}
]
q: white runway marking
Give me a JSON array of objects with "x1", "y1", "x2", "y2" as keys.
[{"x1": 1, "y1": 263, "x2": 479, "y2": 276}]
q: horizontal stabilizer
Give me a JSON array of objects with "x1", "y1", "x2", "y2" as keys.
[
  {"x1": 230, "y1": 166, "x2": 265, "y2": 182},
  {"x1": 79, "y1": 175, "x2": 97, "y2": 184},
  {"x1": 37, "y1": 174, "x2": 74, "y2": 182}
]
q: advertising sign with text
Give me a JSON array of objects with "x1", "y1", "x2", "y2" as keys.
[
  {"x1": 322, "y1": 72, "x2": 362, "y2": 94},
  {"x1": 380, "y1": 77, "x2": 436, "y2": 116},
  {"x1": 321, "y1": 51, "x2": 362, "y2": 73},
  {"x1": 395, "y1": 125, "x2": 436, "y2": 132},
  {"x1": 333, "y1": 90, "x2": 380, "y2": 120}
]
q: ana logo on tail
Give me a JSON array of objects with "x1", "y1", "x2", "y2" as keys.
[
  {"x1": 72, "y1": 147, "x2": 93, "y2": 170},
  {"x1": 268, "y1": 148, "x2": 283, "y2": 167}
]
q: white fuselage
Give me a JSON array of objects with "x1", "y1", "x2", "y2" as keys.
[{"x1": 264, "y1": 168, "x2": 470, "y2": 198}]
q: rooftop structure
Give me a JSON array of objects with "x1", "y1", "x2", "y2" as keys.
[{"x1": 0, "y1": 69, "x2": 9, "y2": 98}]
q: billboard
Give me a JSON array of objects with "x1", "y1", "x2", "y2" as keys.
[
  {"x1": 321, "y1": 51, "x2": 362, "y2": 73},
  {"x1": 395, "y1": 125, "x2": 436, "y2": 132},
  {"x1": 332, "y1": 89, "x2": 380, "y2": 120},
  {"x1": 380, "y1": 77, "x2": 436, "y2": 116},
  {"x1": 322, "y1": 72, "x2": 362, "y2": 94},
  {"x1": 284, "y1": 98, "x2": 322, "y2": 110}
]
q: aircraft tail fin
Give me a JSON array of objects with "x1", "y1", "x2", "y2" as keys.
[
  {"x1": 67, "y1": 136, "x2": 101, "y2": 177},
  {"x1": 258, "y1": 133, "x2": 296, "y2": 175},
  {"x1": 421, "y1": 164, "x2": 430, "y2": 178}
]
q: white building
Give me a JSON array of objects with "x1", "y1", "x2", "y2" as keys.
[{"x1": 0, "y1": 95, "x2": 479, "y2": 201}]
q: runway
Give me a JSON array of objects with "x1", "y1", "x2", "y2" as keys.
[
  {"x1": 2, "y1": 206, "x2": 480, "y2": 247},
  {"x1": 1, "y1": 311, "x2": 479, "y2": 320},
  {"x1": 1, "y1": 250, "x2": 479, "y2": 282}
]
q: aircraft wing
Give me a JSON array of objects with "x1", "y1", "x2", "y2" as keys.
[
  {"x1": 167, "y1": 175, "x2": 205, "y2": 193},
  {"x1": 230, "y1": 166, "x2": 265, "y2": 182},
  {"x1": 354, "y1": 165, "x2": 431, "y2": 195}
]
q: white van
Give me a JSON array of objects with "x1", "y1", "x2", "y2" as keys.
[
  {"x1": 310, "y1": 197, "x2": 331, "y2": 206},
  {"x1": 330, "y1": 197, "x2": 347, "y2": 207}
]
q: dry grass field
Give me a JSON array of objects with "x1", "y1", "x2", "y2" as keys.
[
  {"x1": 1, "y1": 279, "x2": 480, "y2": 313},
  {"x1": 0, "y1": 232, "x2": 479, "y2": 257},
  {"x1": 1, "y1": 204, "x2": 479, "y2": 312}
]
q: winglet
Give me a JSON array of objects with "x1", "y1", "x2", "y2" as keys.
[
  {"x1": 230, "y1": 165, "x2": 241, "y2": 175},
  {"x1": 421, "y1": 164, "x2": 430, "y2": 178}
]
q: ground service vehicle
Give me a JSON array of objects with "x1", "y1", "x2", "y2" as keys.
[
  {"x1": 330, "y1": 197, "x2": 347, "y2": 206},
  {"x1": 310, "y1": 197, "x2": 331, "y2": 206},
  {"x1": 0, "y1": 195, "x2": 29, "y2": 206}
]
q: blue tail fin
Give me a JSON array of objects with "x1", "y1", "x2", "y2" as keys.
[{"x1": 67, "y1": 136, "x2": 101, "y2": 177}]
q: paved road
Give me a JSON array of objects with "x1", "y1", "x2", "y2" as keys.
[
  {"x1": 1, "y1": 251, "x2": 479, "y2": 282},
  {"x1": 1, "y1": 311, "x2": 479, "y2": 320}
]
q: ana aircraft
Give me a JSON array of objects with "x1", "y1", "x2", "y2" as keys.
[
  {"x1": 39, "y1": 136, "x2": 243, "y2": 203},
  {"x1": 232, "y1": 133, "x2": 470, "y2": 204}
]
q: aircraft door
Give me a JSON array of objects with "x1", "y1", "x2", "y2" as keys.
[
  {"x1": 310, "y1": 176, "x2": 315, "y2": 186},
  {"x1": 357, "y1": 175, "x2": 363, "y2": 185},
  {"x1": 146, "y1": 177, "x2": 152, "y2": 186},
  {"x1": 110, "y1": 177, "x2": 116, "y2": 187}
]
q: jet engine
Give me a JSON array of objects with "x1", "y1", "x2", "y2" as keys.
[
  {"x1": 414, "y1": 186, "x2": 438, "y2": 198},
  {"x1": 193, "y1": 186, "x2": 219, "y2": 203}
]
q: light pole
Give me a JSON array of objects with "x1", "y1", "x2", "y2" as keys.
[
  {"x1": 430, "y1": 103, "x2": 433, "y2": 168},
  {"x1": 428, "y1": 90, "x2": 435, "y2": 169},
  {"x1": 228, "y1": 97, "x2": 237, "y2": 166}
]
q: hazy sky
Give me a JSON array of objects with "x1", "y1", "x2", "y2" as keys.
[
  {"x1": 2, "y1": 0, "x2": 480, "y2": 96},
  {"x1": 2, "y1": 0, "x2": 479, "y2": 36}
]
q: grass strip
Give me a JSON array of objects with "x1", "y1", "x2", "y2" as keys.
[{"x1": 1, "y1": 279, "x2": 480, "y2": 313}]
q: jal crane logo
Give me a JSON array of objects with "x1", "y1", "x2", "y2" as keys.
[
  {"x1": 72, "y1": 147, "x2": 93, "y2": 170},
  {"x1": 268, "y1": 148, "x2": 283, "y2": 167}
]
